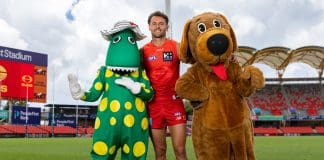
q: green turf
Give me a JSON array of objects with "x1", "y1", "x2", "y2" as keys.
[{"x1": 0, "y1": 136, "x2": 323, "y2": 160}]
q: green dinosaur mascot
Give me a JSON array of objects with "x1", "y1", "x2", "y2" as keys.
[{"x1": 68, "y1": 20, "x2": 154, "y2": 160}]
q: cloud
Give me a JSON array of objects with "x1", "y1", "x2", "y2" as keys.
[
  {"x1": 282, "y1": 20, "x2": 324, "y2": 48},
  {"x1": 284, "y1": 62, "x2": 318, "y2": 78},
  {"x1": 0, "y1": 19, "x2": 28, "y2": 49},
  {"x1": 231, "y1": 14, "x2": 265, "y2": 37}
]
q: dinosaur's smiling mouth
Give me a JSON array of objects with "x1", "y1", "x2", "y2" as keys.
[{"x1": 107, "y1": 66, "x2": 138, "y2": 73}]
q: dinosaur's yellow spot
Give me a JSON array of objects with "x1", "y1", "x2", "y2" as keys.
[
  {"x1": 123, "y1": 144, "x2": 130, "y2": 154},
  {"x1": 131, "y1": 71, "x2": 139, "y2": 78},
  {"x1": 105, "y1": 83, "x2": 109, "y2": 91},
  {"x1": 105, "y1": 69, "x2": 114, "y2": 78},
  {"x1": 94, "y1": 117, "x2": 100, "y2": 129},
  {"x1": 142, "y1": 71, "x2": 149, "y2": 80},
  {"x1": 133, "y1": 141, "x2": 146, "y2": 157},
  {"x1": 93, "y1": 141, "x2": 108, "y2": 156},
  {"x1": 109, "y1": 145, "x2": 116, "y2": 155},
  {"x1": 141, "y1": 83, "x2": 151, "y2": 93},
  {"x1": 99, "y1": 98, "x2": 108, "y2": 112},
  {"x1": 110, "y1": 117, "x2": 116, "y2": 126},
  {"x1": 141, "y1": 117, "x2": 148, "y2": 130},
  {"x1": 110, "y1": 100, "x2": 120, "y2": 112},
  {"x1": 135, "y1": 98, "x2": 145, "y2": 112},
  {"x1": 124, "y1": 114, "x2": 135, "y2": 127},
  {"x1": 125, "y1": 101, "x2": 132, "y2": 110},
  {"x1": 95, "y1": 82, "x2": 103, "y2": 90}
]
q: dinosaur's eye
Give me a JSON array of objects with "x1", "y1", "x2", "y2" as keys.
[
  {"x1": 128, "y1": 37, "x2": 135, "y2": 44},
  {"x1": 197, "y1": 23, "x2": 206, "y2": 33},
  {"x1": 112, "y1": 36, "x2": 121, "y2": 43},
  {"x1": 213, "y1": 19, "x2": 221, "y2": 28}
]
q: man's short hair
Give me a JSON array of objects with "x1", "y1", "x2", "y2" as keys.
[{"x1": 147, "y1": 11, "x2": 169, "y2": 24}]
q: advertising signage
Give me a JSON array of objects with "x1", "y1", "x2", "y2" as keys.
[
  {"x1": 49, "y1": 116, "x2": 76, "y2": 127},
  {"x1": 0, "y1": 46, "x2": 47, "y2": 102},
  {"x1": 0, "y1": 110, "x2": 8, "y2": 119},
  {"x1": 12, "y1": 106, "x2": 41, "y2": 125},
  {"x1": 0, "y1": 59, "x2": 34, "y2": 99},
  {"x1": 0, "y1": 45, "x2": 47, "y2": 66}
]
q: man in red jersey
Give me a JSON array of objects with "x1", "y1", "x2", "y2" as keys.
[{"x1": 141, "y1": 11, "x2": 188, "y2": 160}]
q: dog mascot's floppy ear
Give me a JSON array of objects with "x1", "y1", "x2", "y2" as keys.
[
  {"x1": 179, "y1": 19, "x2": 196, "y2": 64},
  {"x1": 224, "y1": 16, "x2": 238, "y2": 52}
]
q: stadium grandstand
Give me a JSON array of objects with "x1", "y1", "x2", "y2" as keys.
[
  {"x1": 235, "y1": 45, "x2": 324, "y2": 136},
  {"x1": 0, "y1": 45, "x2": 323, "y2": 137}
]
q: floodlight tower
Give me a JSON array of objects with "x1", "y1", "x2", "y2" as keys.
[{"x1": 165, "y1": 0, "x2": 172, "y2": 38}]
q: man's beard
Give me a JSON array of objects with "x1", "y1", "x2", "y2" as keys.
[
  {"x1": 152, "y1": 30, "x2": 166, "y2": 38},
  {"x1": 152, "y1": 34, "x2": 165, "y2": 38}
]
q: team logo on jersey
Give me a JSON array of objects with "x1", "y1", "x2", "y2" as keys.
[
  {"x1": 163, "y1": 52, "x2": 173, "y2": 61},
  {"x1": 148, "y1": 55, "x2": 157, "y2": 61}
]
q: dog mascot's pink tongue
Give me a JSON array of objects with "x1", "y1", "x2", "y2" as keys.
[{"x1": 211, "y1": 63, "x2": 227, "y2": 80}]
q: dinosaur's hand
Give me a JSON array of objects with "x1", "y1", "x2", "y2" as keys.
[
  {"x1": 67, "y1": 74, "x2": 84, "y2": 100},
  {"x1": 115, "y1": 77, "x2": 141, "y2": 94}
]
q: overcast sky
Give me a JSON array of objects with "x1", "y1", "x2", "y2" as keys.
[{"x1": 0, "y1": 0, "x2": 323, "y2": 106}]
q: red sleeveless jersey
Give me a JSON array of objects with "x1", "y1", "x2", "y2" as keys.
[{"x1": 142, "y1": 39, "x2": 180, "y2": 100}]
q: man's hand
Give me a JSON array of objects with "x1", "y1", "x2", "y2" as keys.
[
  {"x1": 67, "y1": 74, "x2": 84, "y2": 100},
  {"x1": 115, "y1": 77, "x2": 141, "y2": 94}
]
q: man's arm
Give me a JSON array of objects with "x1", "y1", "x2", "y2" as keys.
[{"x1": 176, "y1": 42, "x2": 180, "y2": 57}]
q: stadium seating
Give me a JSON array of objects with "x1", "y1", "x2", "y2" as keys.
[
  {"x1": 2, "y1": 124, "x2": 324, "y2": 136},
  {"x1": 86, "y1": 127, "x2": 94, "y2": 134},
  {"x1": 1, "y1": 125, "x2": 26, "y2": 134},
  {"x1": 315, "y1": 127, "x2": 324, "y2": 134},
  {"x1": 77, "y1": 127, "x2": 87, "y2": 134},
  {"x1": 250, "y1": 84, "x2": 323, "y2": 117},
  {"x1": 0, "y1": 126, "x2": 13, "y2": 134},
  {"x1": 38, "y1": 125, "x2": 76, "y2": 134},
  {"x1": 53, "y1": 126, "x2": 76, "y2": 134},
  {"x1": 254, "y1": 127, "x2": 280, "y2": 135},
  {"x1": 280, "y1": 127, "x2": 314, "y2": 134},
  {"x1": 37, "y1": 125, "x2": 53, "y2": 133},
  {"x1": 27, "y1": 126, "x2": 48, "y2": 134}
]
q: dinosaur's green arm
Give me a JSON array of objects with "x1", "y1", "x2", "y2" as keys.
[
  {"x1": 81, "y1": 66, "x2": 105, "y2": 102},
  {"x1": 136, "y1": 69, "x2": 154, "y2": 102}
]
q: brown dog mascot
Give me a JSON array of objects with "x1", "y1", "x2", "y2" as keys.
[{"x1": 175, "y1": 12, "x2": 265, "y2": 160}]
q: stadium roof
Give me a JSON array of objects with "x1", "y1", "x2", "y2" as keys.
[{"x1": 234, "y1": 45, "x2": 324, "y2": 78}]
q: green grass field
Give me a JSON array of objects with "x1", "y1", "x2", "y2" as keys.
[{"x1": 0, "y1": 136, "x2": 323, "y2": 160}]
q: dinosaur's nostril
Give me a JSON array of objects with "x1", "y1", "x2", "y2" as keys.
[{"x1": 207, "y1": 34, "x2": 229, "y2": 56}]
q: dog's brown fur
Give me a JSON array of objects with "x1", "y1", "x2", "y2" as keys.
[{"x1": 175, "y1": 12, "x2": 265, "y2": 160}]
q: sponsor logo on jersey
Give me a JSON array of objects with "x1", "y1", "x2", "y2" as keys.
[{"x1": 163, "y1": 52, "x2": 173, "y2": 61}]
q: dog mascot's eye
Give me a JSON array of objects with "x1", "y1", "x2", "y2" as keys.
[
  {"x1": 128, "y1": 37, "x2": 136, "y2": 44},
  {"x1": 213, "y1": 19, "x2": 221, "y2": 28},
  {"x1": 197, "y1": 23, "x2": 206, "y2": 33},
  {"x1": 112, "y1": 36, "x2": 121, "y2": 43}
]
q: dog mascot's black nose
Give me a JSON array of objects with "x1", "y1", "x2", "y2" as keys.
[{"x1": 207, "y1": 34, "x2": 229, "y2": 56}]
